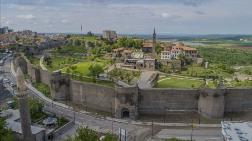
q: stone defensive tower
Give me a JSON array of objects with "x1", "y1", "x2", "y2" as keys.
[{"x1": 16, "y1": 67, "x2": 33, "y2": 141}]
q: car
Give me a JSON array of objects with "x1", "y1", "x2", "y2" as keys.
[
  {"x1": 10, "y1": 82, "x2": 16, "y2": 88},
  {"x1": 3, "y1": 78, "x2": 10, "y2": 83}
]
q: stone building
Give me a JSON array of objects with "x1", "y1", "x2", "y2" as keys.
[
  {"x1": 102, "y1": 30, "x2": 117, "y2": 41},
  {"x1": 142, "y1": 28, "x2": 157, "y2": 55},
  {"x1": 161, "y1": 42, "x2": 198, "y2": 60}
]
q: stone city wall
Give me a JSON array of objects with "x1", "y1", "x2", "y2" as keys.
[
  {"x1": 14, "y1": 55, "x2": 252, "y2": 119},
  {"x1": 71, "y1": 80, "x2": 116, "y2": 114},
  {"x1": 138, "y1": 88, "x2": 199, "y2": 115},
  {"x1": 225, "y1": 88, "x2": 252, "y2": 112}
]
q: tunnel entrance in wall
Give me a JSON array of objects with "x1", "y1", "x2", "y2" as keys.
[{"x1": 121, "y1": 108, "x2": 130, "y2": 118}]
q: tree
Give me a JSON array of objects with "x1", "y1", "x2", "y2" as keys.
[
  {"x1": 65, "y1": 127, "x2": 99, "y2": 141},
  {"x1": 87, "y1": 31, "x2": 94, "y2": 36},
  {"x1": 155, "y1": 43, "x2": 162, "y2": 54},
  {"x1": 64, "y1": 127, "x2": 117, "y2": 141},
  {"x1": 44, "y1": 56, "x2": 52, "y2": 67},
  {"x1": 0, "y1": 117, "x2": 14, "y2": 141},
  {"x1": 103, "y1": 133, "x2": 118, "y2": 141},
  {"x1": 74, "y1": 39, "x2": 81, "y2": 46},
  {"x1": 125, "y1": 73, "x2": 133, "y2": 83},
  {"x1": 88, "y1": 64, "x2": 104, "y2": 82},
  {"x1": 29, "y1": 98, "x2": 43, "y2": 121}
]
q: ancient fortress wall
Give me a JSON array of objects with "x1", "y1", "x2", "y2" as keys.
[
  {"x1": 138, "y1": 89, "x2": 198, "y2": 115},
  {"x1": 14, "y1": 56, "x2": 252, "y2": 119},
  {"x1": 71, "y1": 80, "x2": 115, "y2": 113},
  {"x1": 225, "y1": 89, "x2": 252, "y2": 112},
  {"x1": 39, "y1": 69, "x2": 51, "y2": 85}
]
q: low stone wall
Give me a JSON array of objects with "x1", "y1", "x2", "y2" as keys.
[
  {"x1": 138, "y1": 88, "x2": 198, "y2": 115},
  {"x1": 53, "y1": 120, "x2": 74, "y2": 138}
]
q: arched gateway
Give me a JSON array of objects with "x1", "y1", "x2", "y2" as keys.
[{"x1": 121, "y1": 108, "x2": 130, "y2": 118}]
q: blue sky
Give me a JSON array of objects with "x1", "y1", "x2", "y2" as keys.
[{"x1": 1, "y1": 0, "x2": 252, "y2": 34}]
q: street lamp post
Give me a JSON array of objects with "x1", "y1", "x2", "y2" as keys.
[
  {"x1": 191, "y1": 120, "x2": 194, "y2": 141},
  {"x1": 151, "y1": 120, "x2": 154, "y2": 138}
]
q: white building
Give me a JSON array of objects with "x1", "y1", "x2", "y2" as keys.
[
  {"x1": 161, "y1": 51, "x2": 172, "y2": 60},
  {"x1": 221, "y1": 121, "x2": 252, "y2": 141},
  {"x1": 161, "y1": 42, "x2": 197, "y2": 60}
]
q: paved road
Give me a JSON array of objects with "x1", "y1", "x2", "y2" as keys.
[
  {"x1": 149, "y1": 128, "x2": 222, "y2": 141},
  {"x1": 138, "y1": 71, "x2": 158, "y2": 89}
]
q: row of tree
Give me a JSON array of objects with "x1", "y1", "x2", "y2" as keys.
[{"x1": 65, "y1": 127, "x2": 117, "y2": 141}]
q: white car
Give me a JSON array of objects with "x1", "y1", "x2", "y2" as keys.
[
  {"x1": 3, "y1": 78, "x2": 10, "y2": 83},
  {"x1": 10, "y1": 82, "x2": 16, "y2": 87}
]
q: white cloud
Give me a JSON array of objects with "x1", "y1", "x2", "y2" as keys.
[
  {"x1": 17, "y1": 14, "x2": 35, "y2": 20},
  {"x1": 61, "y1": 19, "x2": 70, "y2": 24},
  {"x1": 161, "y1": 12, "x2": 170, "y2": 18}
]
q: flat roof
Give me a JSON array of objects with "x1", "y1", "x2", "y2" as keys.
[
  {"x1": 7, "y1": 121, "x2": 45, "y2": 134},
  {"x1": 1, "y1": 109, "x2": 45, "y2": 135},
  {"x1": 221, "y1": 121, "x2": 252, "y2": 141}
]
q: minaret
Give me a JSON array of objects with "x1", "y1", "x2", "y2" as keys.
[
  {"x1": 152, "y1": 28, "x2": 156, "y2": 57},
  {"x1": 16, "y1": 67, "x2": 33, "y2": 141}
]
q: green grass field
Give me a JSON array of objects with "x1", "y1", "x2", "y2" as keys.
[
  {"x1": 156, "y1": 77, "x2": 205, "y2": 89},
  {"x1": 229, "y1": 80, "x2": 252, "y2": 88},
  {"x1": 61, "y1": 59, "x2": 114, "y2": 87},
  {"x1": 62, "y1": 59, "x2": 109, "y2": 76},
  {"x1": 181, "y1": 65, "x2": 233, "y2": 79},
  {"x1": 46, "y1": 56, "x2": 80, "y2": 71}
]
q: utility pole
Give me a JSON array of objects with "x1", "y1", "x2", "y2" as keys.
[
  {"x1": 191, "y1": 120, "x2": 194, "y2": 141},
  {"x1": 151, "y1": 120, "x2": 154, "y2": 138}
]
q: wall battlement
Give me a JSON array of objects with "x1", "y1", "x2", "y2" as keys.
[{"x1": 14, "y1": 56, "x2": 252, "y2": 120}]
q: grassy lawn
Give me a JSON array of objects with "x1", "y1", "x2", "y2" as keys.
[
  {"x1": 156, "y1": 77, "x2": 205, "y2": 89},
  {"x1": 33, "y1": 82, "x2": 51, "y2": 98},
  {"x1": 62, "y1": 58, "x2": 110, "y2": 76},
  {"x1": 228, "y1": 80, "x2": 252, "y2": 88},
  {"x1": 61, "y1": 58, "x2": 114, "y2": 87},
  {"x1": 180, "y1": 64, "x2": 233, "y2": 79},
  {"x1": 46, "y1": 55, "x2": 80, "y2": 71}
]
